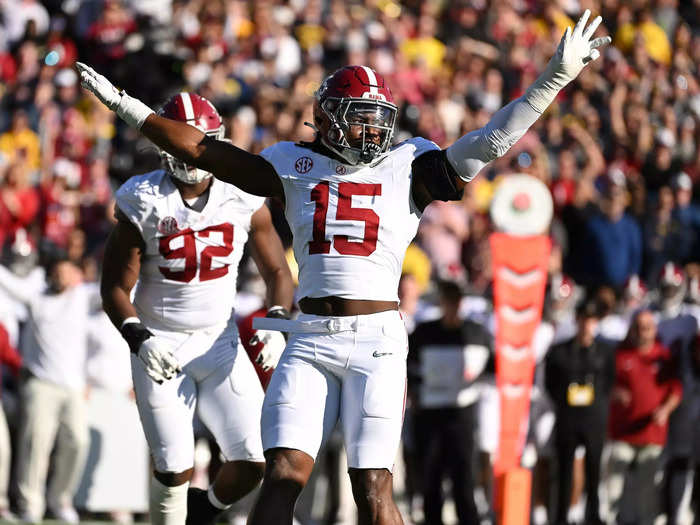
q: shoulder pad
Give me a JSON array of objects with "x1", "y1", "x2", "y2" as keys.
[
  {"x1": 393, "y1": 136, "x2": 440, "y2": 158},
  {"x1": 114, "y1": 170, "x2": 166, "y2": 232}
]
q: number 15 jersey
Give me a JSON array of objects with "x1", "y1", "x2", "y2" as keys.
[
  {"x1": 260, "y1": 137, "x2": 438, "y2": 302},
  {"x1": 115, "y1": 170, "x2": 264, "y2": 331}
]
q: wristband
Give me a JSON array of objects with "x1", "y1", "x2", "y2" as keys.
[
  {"x1": 267, "y1": 306, "x2": 291, "y2": 320},
  {"x1": 121, "y1": 316, "x2": 141, "y2": 330},
  {"x1": 116, "y1": 91, "x2": 155, "y2": 130},
  {"x1": 120, "y1": 321, "x2": 153, "y2": 354}
]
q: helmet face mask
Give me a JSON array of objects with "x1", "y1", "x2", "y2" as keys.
[
  {"x1": 159, "y1": 93, "x2": 225, "y2": 184},
  {"x1": 314, "y1": 66, "x2": 398, "y2": 166}
]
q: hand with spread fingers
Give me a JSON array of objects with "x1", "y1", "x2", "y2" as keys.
[
  {"x1": 549, "y1": 10, "x2": 611, "y2": 84},
  {"x1": 525, "y1": 9, "x2": 612, "y2": 114}
]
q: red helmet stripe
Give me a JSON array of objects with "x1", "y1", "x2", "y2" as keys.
[{"x1": 180, "y1": 93, "x2": 195, "y2": 122}]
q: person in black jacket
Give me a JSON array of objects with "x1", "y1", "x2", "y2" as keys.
[
  {"x1": 408, "y1": 280, "x2": 492, "y2": 525},
  {"x1": 545, "y1": 301, "x2": 616, "y2": 525}
]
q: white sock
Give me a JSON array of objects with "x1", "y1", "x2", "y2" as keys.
[
  {"x1": 149, "y1": 476, "x2": 189, "y2": 525},
  {"x1": 207, "y1": 485, "x2": 230, "y2": 511}
]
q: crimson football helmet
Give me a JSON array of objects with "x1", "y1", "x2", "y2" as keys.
[
  {"x1": 159, "y1": 93, "x2": 224, "y2": 184},
  {"x1": 313, "y1": 66, "x2": 398, "y2": 165}
]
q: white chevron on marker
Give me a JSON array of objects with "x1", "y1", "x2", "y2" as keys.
[
  {"x1": 501, "y1": 383, "x2": 528, "y2": 399},
  {"x1": 501, "y1": 344, "x2": 532, "y2": 361},
  {"x1": 499, "y1": 305, "x2": 537, "y2": 324},
  {"x1": 498, "y1": 267, "x2": 544, "y2": 288}
]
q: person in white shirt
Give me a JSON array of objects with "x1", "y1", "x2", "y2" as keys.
[{"x1": 0, "y1": 257, "x2": 91, "y2": 524}]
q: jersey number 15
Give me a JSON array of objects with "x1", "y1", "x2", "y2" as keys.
[{"x1": 309, "y1": 182, "x2": 381, "y2": 256}]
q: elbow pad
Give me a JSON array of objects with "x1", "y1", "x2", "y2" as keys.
[{"x1": 412, "y1": 149, "x2": 464, "y2": 203}]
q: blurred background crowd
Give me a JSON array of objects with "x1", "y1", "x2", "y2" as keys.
[{"x1": 0, "y1": 0, "x2": 699, "y2": 523}]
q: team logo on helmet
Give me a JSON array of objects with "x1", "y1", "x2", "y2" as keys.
[
  {"x1": 157, "y1": 216, "x2": 180, "y2": 235},
  {"x1": 295, "y1": 157, "x2": 314, "y2": 174}
]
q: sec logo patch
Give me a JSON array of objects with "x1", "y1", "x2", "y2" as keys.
[
  {"x1": 157, "y1": 216, "x2": 179, "y2": 235},
  {"x1": 295, "y1": 156, "x2": 313, "y2": 174},
  {"x1": 335, "y1": 165, "x2": 347, "y2": 175}
]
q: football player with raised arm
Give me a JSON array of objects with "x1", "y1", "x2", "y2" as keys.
[
  {"x1": 80, "y1": 11, "x2": 609, "y2": 524},
  {"x1": 99, "y1": 93, "x2": 294, "y2": 525}
]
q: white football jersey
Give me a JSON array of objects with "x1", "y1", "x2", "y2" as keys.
[
  {"x1": 260, "y1": 137, "x2": 438, "y2": 301},
  {"x1": 115, "y1": 170, "x2": 265, "y2": 330}
]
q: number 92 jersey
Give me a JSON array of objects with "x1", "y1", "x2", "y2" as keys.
[
  {"x1": 115, "y1": 170, "x2": 265, "y2": 331},
  {"x1": 260, "y1": 137, "x2": 438, "y2": 302}
]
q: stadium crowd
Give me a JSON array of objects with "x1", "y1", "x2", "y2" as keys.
[{"x1": 0, "y1": 0, "x2": 699, "y2": 523}]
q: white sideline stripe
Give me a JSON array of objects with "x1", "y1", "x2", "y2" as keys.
[
  {"x1": 361, "y1": 66, "x2": 379, "y2": 94},
  {"x1": 180, "y1": 93, "x2": 195, "y2": 121}
]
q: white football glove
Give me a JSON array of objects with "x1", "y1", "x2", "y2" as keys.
[
  {"x1": 76, "y1": 62, "x2": 154, "y2": 128},
  {"x1": 526, "y1": 10, "x2": 612, "y2": 113},
  {"x1": 250, "y1": 329, "x2": 287, "y2": 371},
  {"x1": 137, "y1": 336, "x2": 182, "y2": 384}
]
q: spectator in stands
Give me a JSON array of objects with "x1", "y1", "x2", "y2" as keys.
[
  {"x1": 643, "y1": 185, "x2": 677, "y2": 283},
  {"x1": 607, "y1": 310, "x2": 682, "y2": 525},
  {"x1": 583, "y1": 172, "x2": 642, "y2": 288},
  {"x1": 545, "y1": 301, "x2": 615, "y2": 525},
  {"x1": 0, "y1": 258, "x2": 92, "y2": 524},
  {"x1": 0, "y1": 109, "x2": 40, "y2": 172},
  {"x1": 0, "y1": 160, "x2": 40, "y2": 250},
  {"x1": 670, "y1": 172, "x2": 700, "y2": 263},
  {"x1": 408, "y1": 280, "x2": 491, "y2": 525}
]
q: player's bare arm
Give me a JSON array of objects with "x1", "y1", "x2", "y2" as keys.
[
  {"x1": 101, "y1": 208, "x2": 181, "y2": 383},
  {"x1": 247, "y1": 203, "x2": 295, "y2": 371},
  {"x1": 75, "y1": 62, "x2": 283, "y2": 200},
  {"x1": 412, "y1": 10, "x2": 611, "y2": 210},
  {"x1": 100, "y1": 208, "x2": 144, "y2": 328},
  {"x1": 249, "y1": 204, "x2": 294, "y2": 312}
]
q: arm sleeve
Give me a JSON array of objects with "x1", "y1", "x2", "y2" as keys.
[
  {"x1": 445, "y1": 96, "x2": 543, "y2": 182},
  {"x1": 411, "y1": 149, "x2": 464, "y2": 211}
]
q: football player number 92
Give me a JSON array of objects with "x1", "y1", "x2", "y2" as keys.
[
  {"x1": 310, "y1": 182, "x2": 382, "y2": 256},
  {"x1": 158, "y1": 223, "x2": 234, "y2": 282}
]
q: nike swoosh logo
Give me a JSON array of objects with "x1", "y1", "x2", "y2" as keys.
[{"x1": 372, "y1": 350, "x2": 393, "y2": 357}]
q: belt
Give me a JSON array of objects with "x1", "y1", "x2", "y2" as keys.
[{"x1": 253, "y1": 316, "x2": 385, "y2": 335}]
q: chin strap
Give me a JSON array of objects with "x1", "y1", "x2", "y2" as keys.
[{"x1": 303, "y1": 121, "x2": 319, "y2": 134}]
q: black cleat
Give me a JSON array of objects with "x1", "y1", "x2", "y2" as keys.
[{"x1": 186, "y1": 487, "x2": 222, "y2": 525}]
